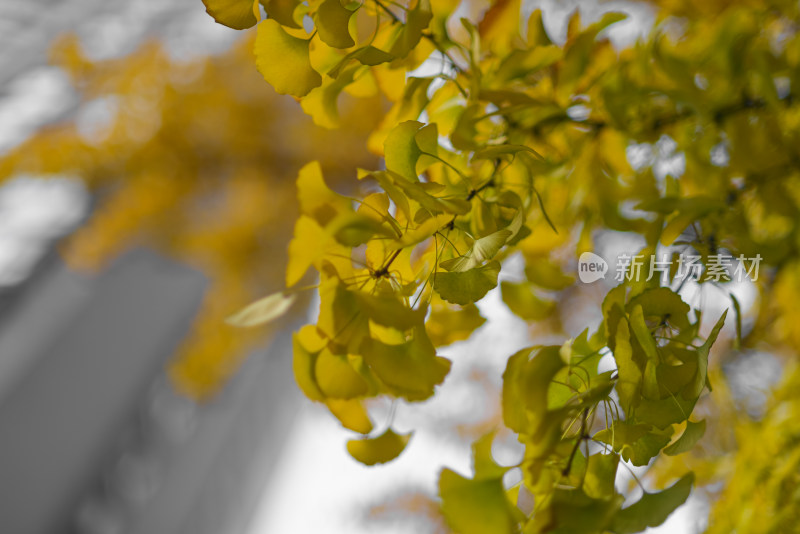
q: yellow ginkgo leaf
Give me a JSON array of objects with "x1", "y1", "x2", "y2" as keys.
[
  {"x1": 225, "y1": 291, "x2": 296, "y2": 327},
  {"x1": 326, "y1": 398, "x2": 373, "y2": 434},
  {"x1": 315, "y1": 0, "x2": 357, "y2": 49},
  {"x1": 203, "y1": 0, "x2": 259, "y2": 30},
  {"x1": 346, "y1": 428, "x2": 411, "y2": 465},
  {"x1": 254, "y1": 19, "x2": 322, "y2": 96}
]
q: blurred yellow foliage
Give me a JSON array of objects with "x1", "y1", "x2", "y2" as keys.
[{"x1": 0, "y1": 32, "x2": 381, "y2": 399}]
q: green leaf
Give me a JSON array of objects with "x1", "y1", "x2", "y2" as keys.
[
  {"x1": 226, "y1": 292, "x2": 296, "y2": 327},
  {"x1": 664, "y1": 420, "x2": 706, "y2": 456},
  {"x1": 613, "y1": 319, "x2": 642, "y2": 414},
  {"x1": 472, "y1": 433, "x2": 509, "y2": 480},
  {"x1": 594, "y1": 421, "x2": 673, "y2": 466},
  {"x1": 629, "y1": 305, "x2": 659, "y2": 362},
  {"x1": 254, "y1": 19, "x2": 322, "y2": 96},
  {"x1": 502, "y1": 346, "x2": 565, "y2": 435},
  {"x1": 627, "y1": 288, "x2": 691, "y2": 331},
  {"x1": 354, "y1": 291, "x2": 426, "y2": 330},
  {"x1": 441, "y1": 230, "x2": 512, "y2": 272},
  {"x1": 314, "y1": 0, "x2": 356, "y2": 48},
  {"x1": 730, "y1": 293, "x2": 743, "y2": 349},
  {"x1": 203, "y1": 0, "x2": 258, "y2": 30},
  {"x1": 611, "y1": 473, "x2": 694, "y2": 533},
  {"x1": 583, "y1": 452, "x2": 620, "y2": 500},
  {"x1": 500, "y1": 280, "x2": 555, "y2": 321},
  {"x1": 387, "y1": 0, "x2": 433, "y2": 57},
  {"x1": 689, "y1": 310, "x2": 727, "y2": 397},
  {"x1": 472, "y1": 144, "x2": 543, "y2": 161},
  {"x1": 326, "y1": 212, "x2": 395, "y2": 246},
  {"x1": 384, "y1": 120, "x2": 424, "y2": 180},
  {"x1": 434, "y1": 261, "x2": 501, "y2": 305},
  {"x1": 439, "y1": 468, "x2": 520, "y2": 534},
  {"x1": 347, "y1": 428, "x2": 411, "y2": 465},
  {"x1": 359, "y1": 326, "x2": 451, "y2": 401},
  {"x1": 547, "y1": 488, "x2": 623, "y2": 533},
  {"x1": 525, "y1": 259, "x2": 573, "y2": 290},
  {"x1": 426, "y1": 303, "x2": 486, "y2": 346},
  {"x1": 502, "y1": 348, "x2": 534, "y2": 433}
]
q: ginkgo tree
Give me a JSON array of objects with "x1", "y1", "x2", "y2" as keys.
[{"x1": 208, "y1": 0, "x2": 800, "y2": 531}]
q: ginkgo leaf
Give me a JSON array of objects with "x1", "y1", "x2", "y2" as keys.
[
  {"x1": 387, "y1": 0, "x2": 433, "y2": 58},
  {"x1": 664, "y1": 419, "x2": 706, "y2": 456},
  {"x1": 359, "y1": 327, "x2": 451, "y2": 401},
  {"x1": 613, "y1": 319, "x2": 642, "y2": 414},
  {"x1": 441, "y1": 231, "x2": 512, "y2": 272},
  {"x1": 546, "y1": 487, "x2": 623, "y2": 533},
  {"x1": 326, "y1": 398, "x2": 373, "y2": 434},
  {"x1": 385, "y1": 121, "x2": 424, "y2": 180},
  {"x1": 286, "y1": 215, "x2": 330, "y2": 287},
  {"x1": 354, "y1": 292, "x2": 426, "y2": 330},
  {"x1": 583, "y1": 453, "x2": 620, "y2": 500},
  {"x1": 503, "y1": 346, "x2": 564, "y2": 433},
  {"x1": 439, "y1": 468, "x2": 520, "y2": 534},
  {"x1": 630, "y1": 305, "x2": 659, "y2": 362},
  {"x1": 315, "y1": 348, "x2": 369, "y2": 398},
  {"x1": 326, "y1": 211, "x2": 395, "y2": 246},
  {"x1": 254, "y1": 19, "x2": 322, "y2": 96},
  {"x1": 472, "y1": 432, "x2": 510, "y2": 480},
  {"x1": 260, "y1": 0, "x2": 301, "y2": 27},
  {"x1": 627, "y1": 288, "x2": 691, "y2": 330},
  {"x1": 472, "y1": 144, "x2": 543, "y2": 161},
  {"x1": 296, "y1": 160, "x2": 351, "y2": 224},
  {"x1": 434, "y1": 261, "x2": 501, "y2": 305},
  {"x1": 689, "y1": 310, "x2": 727, "y2": 398},
  {"x1": 225, "y1": 292, "x2": 296, "y2": 327},
  {"x1": 347, "y1": 428, "x2": 411, "y2": 465},
  {"x1": 426, "y1": 303, "x2": 487, "y2": 346},
  {"x1": 301, "y1": 67, "x2": 358, "y2": 129},
  {"x1": 292, "y1": 326, "x2": 326, "y2": 401},
  {"x1": 317, "y1": 278, "x2": 369, "y2": 353},
  {"x1": 390, "y1": 174, "x2": 472, "y2": 216},
  {"x1": 594, "y1": 421, "x2": 673, "y2": 466},
  {"x1": 610, "y1": 473, "x2": 694, "y2": 533},
  {"x1": 203, "y1": 0, "x2": 258, "y2": 30},
  {"x1": 500, "y1": 280, "x2": 555, "y2": 321},
  {"x1": 525, "y1": 259, "x2": 574, "y2": 290},
  {"x1": 314, "y1": 0, "x2": 356, "y2": 48}
]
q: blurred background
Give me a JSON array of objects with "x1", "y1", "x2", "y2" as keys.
[{"x1": 0, "y1": 0, "x2": 753, "y2": 533}]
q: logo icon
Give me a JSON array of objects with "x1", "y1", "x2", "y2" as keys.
[{"x1": 578, "y1": 252, "x2": 608, "y2": 283}]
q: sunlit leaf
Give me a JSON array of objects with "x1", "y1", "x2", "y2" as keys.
[
  {"x1": 315, "y1": 0, "x2": 357, "y2": 48},
  {"x1": 254, "y1": 19, "x2": 322, "y2": 96}
]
